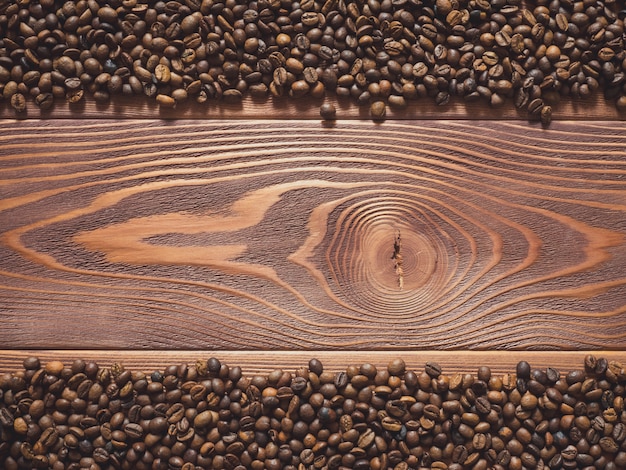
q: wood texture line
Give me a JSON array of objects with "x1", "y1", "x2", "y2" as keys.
[{"x1": 1, "y1": 119, "x2": 625, "y2": 350}]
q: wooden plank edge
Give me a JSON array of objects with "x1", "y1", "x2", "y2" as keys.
[
  {"x1": 1, "y1": 93, "x2": 625, "y2": 120},
  {"x1": 1, "y1": 350, "x2": 625, "y2": 375}
]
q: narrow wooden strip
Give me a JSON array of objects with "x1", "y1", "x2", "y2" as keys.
[
  {"x1": 1, "y1": 350, "x2": 625, "y2": 375},
  {"x1": 1, "y1": 93, "x2": 624, "y2": 120}
]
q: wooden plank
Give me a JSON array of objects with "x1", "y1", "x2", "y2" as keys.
[
  {"x1": 1, "y1": 350, "x2": 626, "y2": 375},
  {"x1": 2, "y1": 0, "x2": 626, "y2": 126},
  {"x1": 1, "y1": 119, "x2": 625, "y2": 350},
  {"x1": 1, "y1": 93, "x2": 625, "y2": 121}
]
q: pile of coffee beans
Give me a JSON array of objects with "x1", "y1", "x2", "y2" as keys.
[
  {"x1": 1, "y1": 356, "x2": 625, "y2": 470},
  {"x1": 0, "y1": 0, "x2": 625, "y2": 122}
]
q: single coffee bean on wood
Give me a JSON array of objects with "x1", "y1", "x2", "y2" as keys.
[{"x1": 319, "y1": 103, "x2": 337, "y2": 120}]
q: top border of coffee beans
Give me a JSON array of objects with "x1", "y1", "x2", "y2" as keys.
[
  {"x1": 1, "y1": 355, "x2": 626, "y2": 470},
  {"x1": 1, "y1": 0, "x2": 625, "y2": 125}
]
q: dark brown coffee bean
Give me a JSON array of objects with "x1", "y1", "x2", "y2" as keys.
[
  {"x1": 10, "y1": 93, "x2": 26, "y2": 113},
  {"x1": 425, "y1": 362, "x2": 442, "y2": 378},
  {"x1": 555, "y1": 13, "x2": 569, "y2": 32},
  {"x1": 55, "y1": 56, "x2": 76, "y2": 77},
  {"x1": 23, "y1": 357, "x2": 41, "y2": 370},
  {"x1": 527, "y1": 98, "x2": 544, "y2": 116},
  {"x1": 155, "y1": 93, "x2": 175, "y2": 107},
  {"x1": 319, "y1": 103, "x2": 336, "y2": 120},
  {"x1": 388, "y1": 95, "x2": 407, "y2": 108},
  {"x1": 124, "y1": 423, "x2": 143, "y2": 439},
  {"x1": 475, "y1": 396, "x2": 491, "y2": 414},
  {"x1": 540, "y1": 105, "x2": 552, "y2": 127},
  {"x1": 600, "y1": 437, "x2": 619, "y2": 453},
  {"x1": 448, "y1": 445, "x2": 465, "y2": 464},
  {"x1": 370, "y1": 101, "x2": 386, "y2": 120},
  {"x1": 612, "y1": 423, "x2": 625, "y2": 442},
  {"x1": 358, "y1": 428, "x2": 375, "y2": 448},
  {"x1": 560, "y1": 445, "x2": 579, "y2": 462}
]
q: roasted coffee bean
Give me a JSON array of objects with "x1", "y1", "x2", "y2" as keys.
[
  {"x1": 35, "y1": 93, "x2": 54, "y2": 111},
  {"x1": 527, "y1": 98, "x2": 544, "y2": 116},
  {"x1": 358, "y1": 428, "x2": 375, "y2": 448},
  {"x1": 124, "y1": 423, "x2": 143, "y2": 439},
  {"x1": 388, "y1": 95, "x2": 407, "y2": 108},
  {"x1": 0, "y1": 0, "x2": 622, "y2": 124},
  {"x1": 340, "y1": 414, "x2": 353, "y2": 432},
  {"x1": 475, "y1": 396, "x2": 491, "y2": 414},
  {"x1": 540, "y1": 105, "x2": 552, "y2": 127},
  {"x1": 370, "y1": 100, "x2": 386, "y2": 120},
  {"x1": 156, "y1": 93, "x2": 176, "y2": 107},
  {"x1": 425, "y1": 362, "x2": 442, "y2": 378},
  {"x1": 10, "y1": 93, "x2": 26, "y2": 113}
]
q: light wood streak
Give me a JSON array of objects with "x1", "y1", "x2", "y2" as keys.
[{"x1": 1, "y1": 120, "x2": 625, "y2": 350}]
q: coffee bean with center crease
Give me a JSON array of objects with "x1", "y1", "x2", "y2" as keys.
[
  {"x1": 10, "y1": 93, "x2": 26, "y2": 113},
  {"x1": 319, "y1": 102, "x2": 336, "y2": 120},
  {"x1": 540, "y1": 105, "x2": 552, "y2": 127},
  {"x1": 425, "y1": 362, "x2": 442, "y2": 378}
]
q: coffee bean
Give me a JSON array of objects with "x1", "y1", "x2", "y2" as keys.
[
  {"x1": 472, "y1": 432, "x2": 488, "y2": 451},
  {"x1": 475, "y1": 397, "x2": 491, "y2": 414},
  {"x1": 527, "y1": 98, "x2": 544, "y2": 116},
  {"x1": 383, "y1": 92, "x2": 403, "y2": 107},
  {"x1": 66, "y1": 88, "x2": 84, "y2": 104},
  {"x1": 540, "y1": 105, "x2": 552, "y2": 127},
  {"x1": 154, "y1": 64, "x2": 171, "y2": 84},
  {"x1": 124, "y1": 423, "x2": 144, "y2": 439},
  {"x1": 319, "y1": 103, "x2": 337, "y2": 120},
  {"x1": 358, "y1": 428, "x2": 375, "y2": 448},
  {"x1": 194, "y1": 410, "x2": 217, "y2": 428},
  {"x1": 370, "y1": 100, "x2": 386, "y2": 120},
  {"x1": 600, "y1": 437, "x2": 620, "y2": 453},
  {"x1": 13, "y1": 416, "x2": 28, "y2": 434},
  {"x1": 546, "y1": 367, "x2": 560, "y2": 383},
  {"x1": 425, "y1": 362, "x2": 442, "y2": 378},
  {"x1": 23, "y1": 357, "x2": 40, "y2": 370},
  {"x1": 10, "y1": 93, "x2": 26, "y2": 113},
  {"x1": 290, "y1": 80, "x2": 310, "y2": 98}
]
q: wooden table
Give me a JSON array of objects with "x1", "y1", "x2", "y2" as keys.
[{"x1": 1, "y1": 93, "x2": 625, "y2": 376}]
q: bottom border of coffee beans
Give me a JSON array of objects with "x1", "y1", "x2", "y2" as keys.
[
  {"x1": 4, "y1": 0, "x2": 626, "y2": 126},
  {"x1": 1, "y1": 355, "x2": 625, "y2": 470}
]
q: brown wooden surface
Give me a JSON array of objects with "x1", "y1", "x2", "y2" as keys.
[
  {"x1": 1, "y1": 93, "x2": 625, "y2": 121},
  {"x1": 1, "y1": 119, "x2": 625, "y2": 352},
  {"x1": 1, "y1": 350, "x2": 626, "y2": 375}
]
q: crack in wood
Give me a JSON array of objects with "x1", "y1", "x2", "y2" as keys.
[{"x1": 392, "y1": 230, "x2": 404, "y2": 290}]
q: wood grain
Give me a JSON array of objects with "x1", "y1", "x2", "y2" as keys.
[
  {"x1": 1, "y1": 350, "x2": 626, "y2": 376},
  {"x1": 1, "y1": 119, "x2": 625, "y2": 350}
]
